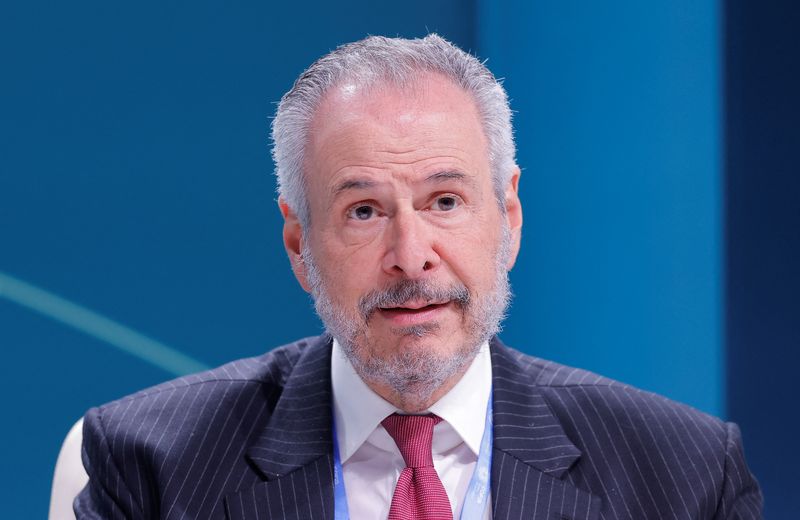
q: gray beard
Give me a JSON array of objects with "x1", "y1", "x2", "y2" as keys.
[{"x1": 302, "y1": 226, "x2": 512, "y2": 408}]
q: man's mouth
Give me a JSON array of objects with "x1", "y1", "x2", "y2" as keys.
[{"x1": 377, "y1": 300, "x2": 451, "y2": 326}]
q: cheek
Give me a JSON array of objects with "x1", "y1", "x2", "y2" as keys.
[
  {"x1": 317, "y1": 243, "x2": 382, "y2": 300},
  {"x1": 437, "y1": 226, "x2": 501, "y2": 281}
]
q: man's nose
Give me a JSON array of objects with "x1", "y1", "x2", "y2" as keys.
[{"x1": 381, "y1": 209, "x2": 440, "y2": 278}]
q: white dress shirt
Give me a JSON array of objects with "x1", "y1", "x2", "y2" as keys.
[{"x1": 331, "y1": 339, "x2": 493, "y2": 519}]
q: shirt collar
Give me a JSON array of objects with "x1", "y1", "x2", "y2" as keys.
[
  {"x1": 331, "y1": 339, "x2": 492, "y2": 462},
  {"x1": 428, "y1": 341, "x2": 492, "y2": 455}
]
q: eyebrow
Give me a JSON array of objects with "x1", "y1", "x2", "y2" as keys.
[
  {"x1": 332, "y1": 178, "x2": 377, "y2": 195},
  {"x1": 425, "y1": 170, "x2": 469, "y2": 184},
  {"x1": 331, "y1": 170, "x2": 474, "y2": 198}
]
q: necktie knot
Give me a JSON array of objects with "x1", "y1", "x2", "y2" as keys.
[{"x1": 381, "y1": 413, "x2": 442, "y2": 468}]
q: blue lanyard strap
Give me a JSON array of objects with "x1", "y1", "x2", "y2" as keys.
[
  {"x1": 332, "y1": 419, "x2": 351, "y2": 520},
  {"x1": 460, "y1": 395, "x2": 493, "y2": 518},
  {"x1": 332, "y1": 394, "x2": 493, "y2": 520}
]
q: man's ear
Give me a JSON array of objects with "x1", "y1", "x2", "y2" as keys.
[
  {"x1": 279, "y1": 198, "x2": 312, "y2": 293},
  {"x1": 503, "y1": 167, "x2": 523, "y2": 270}
]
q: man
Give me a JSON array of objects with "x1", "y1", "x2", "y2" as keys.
[{"x1": 75, "y1": 34, "x2": 762, "y2": 519}]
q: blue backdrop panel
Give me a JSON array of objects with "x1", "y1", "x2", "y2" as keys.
[{"x1": 476, "y1": 0, "x2": 723, "y2": 416}]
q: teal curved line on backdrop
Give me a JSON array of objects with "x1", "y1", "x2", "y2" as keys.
[{"x1": 0, "y1": 270, "x2": 210, "y2": 376}]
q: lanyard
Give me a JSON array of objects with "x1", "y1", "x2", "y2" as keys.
[{"x1": 332, "y1": 395, "x2": 493, "y2": 520}]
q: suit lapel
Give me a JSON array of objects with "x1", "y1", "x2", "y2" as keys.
[
  {"x1": 225, "y1": 335, "x2": 336, "y2": 520},
  {"x1": 490, "y1": 339, "x2": 602, "y2": 519}
]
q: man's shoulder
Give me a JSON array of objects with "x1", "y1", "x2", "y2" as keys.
[
  {"x1": 494, "y1": 341, "x2": 762, "y2": 518},
  {"x1": 494, "y1": 340, "x2": 728, "y2": 440},
  {"x1": 77, "y1": 335, "x2": 334, "y2": 516},
  {"x1": 89, "y1": 334, "x2": 329, "y2": 422},
  {"x1": 493, "y1": 341, "x2": 622, "y2": 388}
]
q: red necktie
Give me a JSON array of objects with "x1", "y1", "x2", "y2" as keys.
[{"x1": 382, "y1": 414, "x2": 454, "y2": 520}]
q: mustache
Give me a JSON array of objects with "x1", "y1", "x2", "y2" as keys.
[{"x1": 358, "y1": 279, "x2": 471, "y2": 321}]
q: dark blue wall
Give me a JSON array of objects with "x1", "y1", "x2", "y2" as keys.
[{"x1": 725, "y1": 1, "x2": 800, "y2": 517}]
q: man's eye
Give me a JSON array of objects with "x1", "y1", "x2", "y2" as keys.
[
  {"x1": 347, "y1": 205, "x2": 376, "y2": 221},
  {"x1": 431, "y1": 195, "x2": 460, "y2": 212}
]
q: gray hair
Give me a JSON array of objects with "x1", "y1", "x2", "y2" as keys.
[{"x1": 271, "y1": 33, "x2": 516, "y2": 227}]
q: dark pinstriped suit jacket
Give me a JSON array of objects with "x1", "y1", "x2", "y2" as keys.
[{"x1": 75, "y1": 335, "x2": 762, "y2": 519}]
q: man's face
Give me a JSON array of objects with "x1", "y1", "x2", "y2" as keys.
[{"x1": 282, "y1": 73, "x2": 521, "y2": 409}]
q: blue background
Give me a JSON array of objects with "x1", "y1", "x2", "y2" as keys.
[{"x1": 0, "y1": 1, "x2": 796, "y2": 517}]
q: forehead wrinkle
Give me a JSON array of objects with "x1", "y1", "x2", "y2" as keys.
[{"x1": 366, "y1": 149, "x2": 472, "y2": 166}]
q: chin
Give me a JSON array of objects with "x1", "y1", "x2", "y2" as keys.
[
  {"x1": 349, "y1": 332, "x2": 480, "y2": 393},
  {"x1": 373, "y1": 328, "x2": 464, "y2": 359}
]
